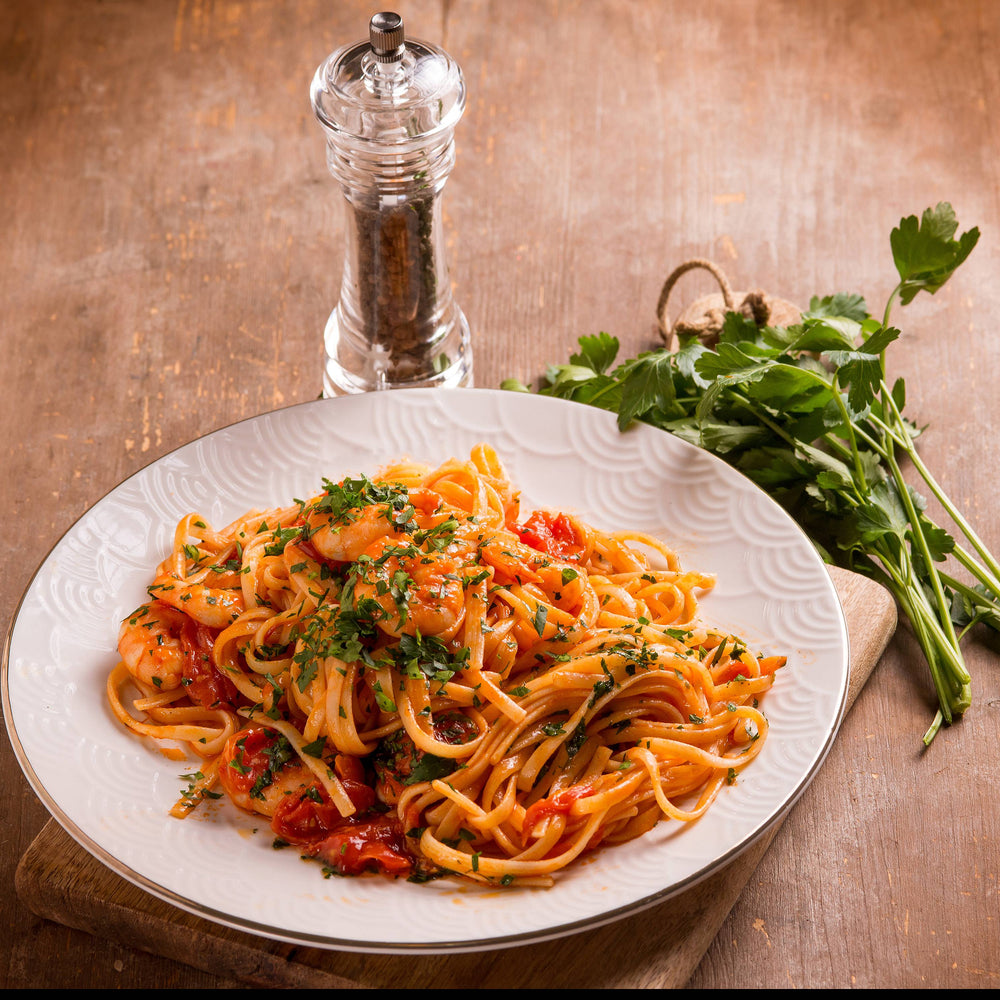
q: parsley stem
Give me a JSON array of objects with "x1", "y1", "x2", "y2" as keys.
[
  {"x1": 940, "y1": 570, "x2": 1000, "y2": 615},
  {"x1": 845, "y1": 417, "x2": 890, "y2": 460},
  {"x1": 866, "y1": 519, "x2": 969, "y2": 686},
  {"x1": 830, "y1": 373, "x2": 870, "y2": 490},
  {"x1": 923, "y1": 711, "x2": 945, "y2": 745},
  {"x1": 949, "y1": 545, "x2": 1000, "y2": 598},
  {"x1": 880, "y1": 381, "x2": 1000, "y2": 586},
  {"x1": 882, "y1": 443, "x2": 964, "y2": 654},
  {"x1": 877, "y1": 550, "x2": 969, "y2": 728},
  {"x1": 729, "y1": 391, "x2": 797, "y2": 447},
  {"x1": 730, "y1": 386, "x2": 856, "y2": 472},
  {"x1": 882, "y1": 283, "x2": 902, "y2": 331}
]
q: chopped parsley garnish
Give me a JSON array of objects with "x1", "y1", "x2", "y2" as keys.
[{"x1": 532, "y1": 604, "x2": 548, "y2": 636}]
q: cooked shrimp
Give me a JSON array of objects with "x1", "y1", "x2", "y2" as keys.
[
  {"x1": 217, "y1": 726, "x2": 313, "y2": 817},
  {"x1": 117, "y1": 603, "x2": 187, "y2": 690},
  {"x1": 307, "y1": 501, "x2": 404, "y2": 563},
  {"x1": 353, "y1": 536, "x2": 471, "y2": 640},
  {"x1": 304, "y1": 484, "x2": 444, "y2": 564},
  {"x1": 147, "y1": 574, "x2": 244, "y2": 629}
]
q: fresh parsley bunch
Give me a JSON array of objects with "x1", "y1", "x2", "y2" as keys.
[{"x1": 504, "y1": 204, "x2": 988, "y2": 744}]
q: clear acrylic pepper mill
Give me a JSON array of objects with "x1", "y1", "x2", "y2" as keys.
[{"x1": 311, "y1": 11, "x2": 473, "y2": 395}]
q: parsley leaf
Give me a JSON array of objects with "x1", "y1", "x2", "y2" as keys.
[
  {"x1": 890, "y1": 203, "x2": 980, "y2": 305},
  {"x1": 570, "y1": 331, "x2": 620, "y2": 374}
]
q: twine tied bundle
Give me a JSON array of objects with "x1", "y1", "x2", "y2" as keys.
[{"x1": 655, "y1": 258, "x2": 801, "y2": 351}]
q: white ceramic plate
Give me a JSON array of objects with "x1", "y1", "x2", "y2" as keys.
[{"x1": 3, "y1": 389, "x2": 848, "y2": 953}]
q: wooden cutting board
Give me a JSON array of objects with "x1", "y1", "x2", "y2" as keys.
[{"x1": 15, "y1": 566, "x2": 895, "y2": 988}]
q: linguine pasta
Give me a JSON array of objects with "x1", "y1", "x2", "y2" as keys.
[{"x1": 108, "y1": 444, "x2": 783, "y2": 887}]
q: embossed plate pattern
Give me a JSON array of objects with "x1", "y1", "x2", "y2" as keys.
[{"x1": 3, "y1": 389, "x2": 849, "y2": 953}]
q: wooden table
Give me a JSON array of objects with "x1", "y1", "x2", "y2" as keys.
[{"x1": 2, "y1": 0, "x2": 998, "y2": 988}]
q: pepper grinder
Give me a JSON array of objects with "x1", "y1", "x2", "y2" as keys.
[{"x1": 311, "y1": 11, "x2": 473, "y2": 395}]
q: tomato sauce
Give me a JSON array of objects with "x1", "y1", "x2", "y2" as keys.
[
  {"x1": 521, "y1": 782, "x2": 597, "y2": 837},
  {"x1": 175, "y1": 615, "x2": 241, "y2": 709},
  {"x1": 516, "y1": 511, "x2": 585, "y2": 560},
  {"x1": 224, "y1": 727, "x2": 415, "y2": 878}
]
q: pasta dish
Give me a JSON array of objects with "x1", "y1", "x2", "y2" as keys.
[{"x1": 108, "y1": 444, "x2": 783, "y2": 887}]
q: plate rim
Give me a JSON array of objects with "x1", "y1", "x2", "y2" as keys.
[{"x1": 2, "y1": 388, "x2": 850, "y2": 954}]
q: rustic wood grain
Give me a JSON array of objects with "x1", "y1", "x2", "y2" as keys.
[{"x1": 3, "y1": 0, "x2": 999, "y2": 989}]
